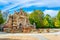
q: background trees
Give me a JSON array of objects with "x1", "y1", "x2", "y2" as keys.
[
  {"x1": 43, "y1": 14, "x2": 50, "y2": 28},
  {"x1": 0, "y1": 10, "x2": 5, "y2": 25},
  {"x1": 43, "y1": 14, "x2": 54, "y2": 28},
  {"x1": 0, "y1": 10, "x2": 6, "y2": 31},
  {"x1": 29, "y1": 10, "x2": 44, "y2": 28},
  {"x1": 54, "y1": 11, "x2": 60, "y2": 28},
  {"x1": 29, "y1": 10, "x2": 60, "y2": 28},
  {"x1": 57, "y1": 11, "x2": 60, "y2": 20}
]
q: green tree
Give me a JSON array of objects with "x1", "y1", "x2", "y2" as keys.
[
  {"x1": 0, "y1": 10, "x2": 6, "y2": 31},
  {"x1": 29, "y1": 10, "x2": 44, "y2": 28},
  {"x1": 0, "y1": 10, "x2": 5, "y2": 25},
  {"x1": 54, "y1": 11, "x2": 60, "y2": 28},
  {"x1": 57, "y1": 11, "x2": 60, "y2": 20},
  {"x1": 43, "y1": 14, "x2": 54, "y2": 28},
  {"x1": 54, "y1": 18, "x2": 60, "y2": 28}
]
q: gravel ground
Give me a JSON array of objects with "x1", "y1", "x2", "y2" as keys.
[
  {"x1": 0, "y1": 30, "x2": 60, "y2": 40},
  {"x1": 0, "y1": 32, "x2": 60, "y2": 40}
]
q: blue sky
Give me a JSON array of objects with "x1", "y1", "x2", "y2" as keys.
[{"x1": 0, "y1": 0, "x2": 60, "y2": 17}]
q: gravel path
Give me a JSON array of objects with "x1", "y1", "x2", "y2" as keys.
[{"x1": 0, "y1": 31, "x2": 60, "y2": 40}]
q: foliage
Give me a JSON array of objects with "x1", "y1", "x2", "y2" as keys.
[
  {"x1": 29, "y1": 10, "x2": 60, "y2": 28},
  {"x1": 29, "y1": 10, "x2": 44, "y2": 28},
  {"x1": 57, "y1": 11, "x2": 60, "y2": 20},
  {"x1": 54, "y1": 19, "x2": 60, "y2": 28},
  {"x1": 0, "y1": 10, "x2": 5, "y2": 25},
  {"x1": 54, "y1": 11, "x2": 60, "y2": 28},
  {"x1": 43, "y1": 14, "x2": 54, "y2": 28}
]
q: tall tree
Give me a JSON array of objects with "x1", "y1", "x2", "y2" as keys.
[
  {"x1": 57, "y1": 11, "x2": 60, "y2": 20},
  {"x1": 0, "y1": 10, "x2": 5, "y2": 25},
  {"x1": 29, "y1": 10, "x2": 44, "y2": 28},
  {"x1": 54, "y1": 11, "x2": 60, "y2": 28},
  {"x1": 0, "y1": 10, "x2": 5, "y2": 31},
  {"x1": 43, "y1": 14, "x2": 54, "y2": 28}
]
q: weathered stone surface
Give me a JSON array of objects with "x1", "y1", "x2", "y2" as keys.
[{"x1": 3, "y1": 9, "x2": 35, "y2": 33}]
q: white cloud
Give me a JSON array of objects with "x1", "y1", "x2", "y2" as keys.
[
  {"x1": 0, "y1": 0, "x2": 8, "y2": 3},
  {"x1": 2, "y1": 0, "x2": 35, "y2": 11},
  {"x1": 44, "y1": 10, "x2": 58, "y2": 17},
  {"x1": 1, "y1": 0, "x2": 60, "y2": 11},
  {"x1": 27, "y1": 11, "x2": 32, "y2": 14},
  {"x1": 0, "y1": 0, "x2": 9, "y2": 5},
  {"x1": 19, "y1": 0, "x2": 60, "y2": 8}
]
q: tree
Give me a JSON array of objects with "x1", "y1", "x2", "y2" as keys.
[
  {"x1": 29, "y1": 10, "x2": 44, "y2": 28},
  {"x1": 54, "y1": 11, "x2": 60, "y2": 28},
  {"x1": 54, "y1": 19, "x2": 60, "y2": 28},
  {"x1": 0, "y1": 10, "x2": 5, "y2": 25},
  {"x1": 0, "y1": 10, "x2": 5, "y2": 31},
  {"x1": 43, "y1": 14, "x2": 54, "y2": 28},
  {"x1": 57, "y1": 11, "x2": 60, "y2": 20},
  {"x1": 43, "y1": 17, "x2": 49, "y2": 28}
]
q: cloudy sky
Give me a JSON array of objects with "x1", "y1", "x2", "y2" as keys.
[{"x1": 0, "y1": 0, "x2": 60, "y2": 17}]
